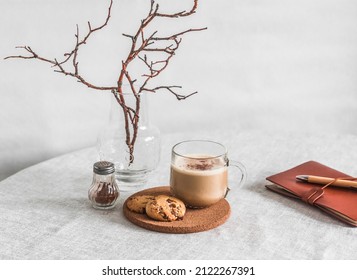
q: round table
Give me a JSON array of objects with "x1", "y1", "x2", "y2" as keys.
[{"x1": 1, "y1": 130, "x2": 357, "y2": 259}]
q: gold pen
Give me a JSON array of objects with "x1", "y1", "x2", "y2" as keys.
[{"x1": 296, "y1": 175, "x2": 357, "y2": 190}]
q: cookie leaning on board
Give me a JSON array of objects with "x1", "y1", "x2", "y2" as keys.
[{"x1": 126, "y1": 194, "x2": 186, "y2": 222}]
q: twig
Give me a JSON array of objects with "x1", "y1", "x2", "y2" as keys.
[
  {"x1": 142, "y1": 86, "x2": 198, "y2": 100},
  {"x1": 5, "y1": 0, "x2": 206, "y2": 165}
]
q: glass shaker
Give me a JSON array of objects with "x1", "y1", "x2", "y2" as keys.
[{"x1": 88, "y1": 161, "x2": 119, "y2": 209}]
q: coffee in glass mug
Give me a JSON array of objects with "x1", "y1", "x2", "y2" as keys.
[{"x1": 170, "y1": 140, "x2": 246, "y2": 208}]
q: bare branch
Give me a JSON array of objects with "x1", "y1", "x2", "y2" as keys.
[
  {"x1": 5, "y1": 0, "x2": 205, "y2": 165},
  {"x1": 58, "y1": 0, "x2": 113, "y2": 66},
  {"x1": 142, "y1": 85, "x2": 197, "y2": 100},
  {"x1": 5, "y1": 0, "x2": 116, "y2": 92},
  {"x1": 122, "y1": 33, "x2": 134, "y2": 41},
  {"x1": 4, "y1": 46, "x2": 56, "y2": 64},
  {"x1": 155, "y1": 0, "x2": 198, "y2": 18},
  {"x1": 151, "y1": 27, "x2": 207, "y2": 41}
]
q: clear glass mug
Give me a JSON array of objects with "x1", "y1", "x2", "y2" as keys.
[{"x1": 170, "y1": 140, "x2": 247, "y2": 208}]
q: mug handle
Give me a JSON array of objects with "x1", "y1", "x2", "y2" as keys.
[{"x1": 225, "y1": 159, "x2": 247, "y2": 197}]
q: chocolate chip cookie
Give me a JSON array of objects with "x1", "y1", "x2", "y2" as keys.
[
  {"x1": 145, "y1": 195, "x2": 186, "y2": 222},
  {"x1": 126, "y1": 195, "x2": 155, "y2": 214}
]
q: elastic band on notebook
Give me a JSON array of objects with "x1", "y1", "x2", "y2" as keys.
[{"x1": 302, "y1": 177, "x2": 357, "y2": 205}]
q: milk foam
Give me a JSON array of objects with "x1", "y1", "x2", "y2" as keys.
[{"x1": 172, "y1": 154, "x2": 226, "y2": 175}]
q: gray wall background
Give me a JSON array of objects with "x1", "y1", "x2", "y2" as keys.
[{"x1": 1, "y1": 0, "x2": 357, "y2": 181}]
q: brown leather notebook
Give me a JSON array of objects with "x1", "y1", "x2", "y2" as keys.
[{"x1": 266, "y1": 161, "x2": 357, "y2": 226}]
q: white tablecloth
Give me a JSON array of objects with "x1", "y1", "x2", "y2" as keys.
[{"x1": 1, "y1": 130, "x2": 357, "y2": 260}]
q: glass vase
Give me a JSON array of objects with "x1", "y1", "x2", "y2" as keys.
[{"x1": 97, "y1": 92, "x2": 160, "y2": 191}]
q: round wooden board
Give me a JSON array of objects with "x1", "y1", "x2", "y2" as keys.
[{"x1": 123, "y1": 186, "x2": 231, "y2": 234}]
